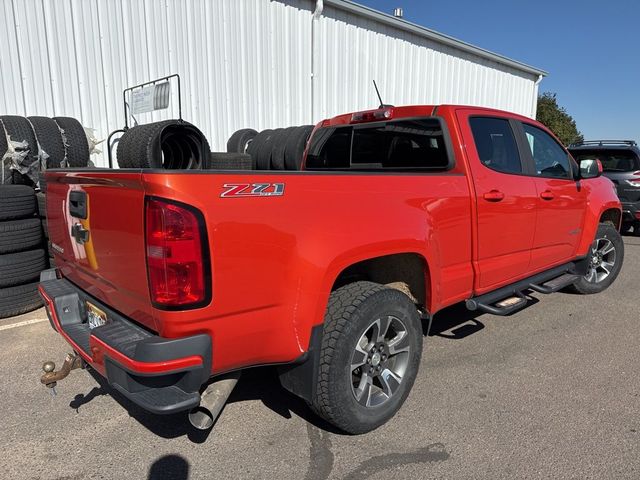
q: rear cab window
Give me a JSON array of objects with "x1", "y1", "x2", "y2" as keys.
[{"x1": 305, "y1": 118, "x2": 452, "y2": 171}]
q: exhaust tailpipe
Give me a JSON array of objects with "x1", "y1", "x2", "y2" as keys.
[{"x1": 189, "y1": 371, "x2": 241, "y2": 430}]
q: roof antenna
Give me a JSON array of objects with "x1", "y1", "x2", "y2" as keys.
[{"x1": 373, "y1": 80, "x2": 393, "y2": 109}]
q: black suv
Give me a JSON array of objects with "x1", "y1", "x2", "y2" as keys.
[{"x1": 569, "y1": 140, "x2": 640, "y2": 233}]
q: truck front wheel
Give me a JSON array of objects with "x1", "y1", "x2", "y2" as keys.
[
  {"x1": 571, "y1": 222, "x2": 624, "y2": 294},
  {"x1": 311, "y1": 281, "x2": 423, "y2": 434}
]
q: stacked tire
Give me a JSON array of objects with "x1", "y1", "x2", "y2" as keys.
[
  {"x1": 36, "y1": 191, "x2": 53, "y2": 267},
  {"x1": 116, "y1": 120, "x2": 210, "y2": 170},
  {"x1": 0, "y1": 115, "x2": 90, "y2": 187},
  {"x1": 226, "y1": 125, "x2": 314, "y2": 170},
  {"x1": 0, "y1": 186, "x2": 45, "y2": 318}
]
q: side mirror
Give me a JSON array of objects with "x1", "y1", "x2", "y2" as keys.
[{"x1": 579, "y1": 158, "x2": 602, "y2": 179}]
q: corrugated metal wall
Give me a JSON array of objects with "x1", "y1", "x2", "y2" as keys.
[{"x1": 0, "y1": 0, "x2": 541, "y2": 166}]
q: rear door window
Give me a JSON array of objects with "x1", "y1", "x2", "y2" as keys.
[
  {"x1": 305, "y1": 118, "x2": 451, "y2": 171},
  {"x1": 469, "y1": 117, "x2": 523, "y2": 174}
]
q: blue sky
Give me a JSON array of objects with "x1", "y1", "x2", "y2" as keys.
[{"x1": 357, "y1": 0, "x2": 640, "y2": 141}]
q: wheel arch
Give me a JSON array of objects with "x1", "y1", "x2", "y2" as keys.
[
  {"x1": 577, "y1": 201, "x2": 622, "y2": 255},
  {"x1": 280, "y1": 251, "x2": 431, "y2": 403},
  {"x1": 599, "y1": 208, "x2": 621, "y2": 229},
  {"x1": 330, "y1": 252, "x2": 431, "y2": 309}
]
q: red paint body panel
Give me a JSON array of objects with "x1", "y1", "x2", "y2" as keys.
[
  {"x1": 530, "y1": 177, "x2": 587, "y2": 271},
  {"x1": 45, "y1": 104, "x2": 621, "y2": 377},
  {"x1": 453, "y1": 108, "x2": 538, "y2": 290}
]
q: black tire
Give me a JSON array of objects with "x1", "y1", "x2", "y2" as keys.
[
  {"x1": 271, "y1": 127, "x2": 294, "y2": 170},
  {"x1": 0, "y1": 218, "x2": 42, "y2": 254},
  {"x1": 0, "y1": 120, "x2": 9, "y2": 185},
  {"x1": 207, "y1": 153, "x2": 253, "y2": 170},
  {"x1": 255, "y1": 130, "x2": 278, "y2": 170},
  {"x1": 226, "y1": 128, "x2": 258, "y2": 154},
  {"x1": 53, "y1": 117, "x2": 89, "y2": 167},
  {"x1": 36, "y1": 192, "x2": 46, "y2": 218},
  {"x1": 0, "y1": 185, "x2": 36, "y2": 220},
  {"x1": 262, "y1": 128, "x2": 287, "y2": 170},
  {"x1": 10, "y1": 170, "x2": 35, "y2": 187},
  {"x1": 42, "y1": 218, "x2": 49, "y2": 239},
  {"x1": 28, "y1": 117, "x2": 66, "y2": 168},
  {"x1": 0, "y1": 116, "x2": 40, "y2": 179},
  {"x1": 0, "y1": 249, "x2": 46, "y2": 288},
  {"x1": 0, "y1": 282, "x2": 43, "y2": 319},
  {"x1": 311, "y1": 281, "x2": 423, "y2": 434},
  {"x1": 116, "y1": 120, "x2": 210, "y2": 170},
  {"x1": 570, "y1": 222, "x2": 624, "y2": 294},
  {"x1": 284, "y1": 125, "x2": 313, "y2": 170},
  {"x1": 245, "y1": 129, "x2": 271, "y2": 167}
]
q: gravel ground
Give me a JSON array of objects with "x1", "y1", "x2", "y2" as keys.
[{"x1": 0, "y1": 235, "x2": 638, "y2": 480}]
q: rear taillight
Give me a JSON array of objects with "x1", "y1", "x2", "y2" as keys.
[{"x1": 145, "y1": 197, "x2": 210, "y2": 309}]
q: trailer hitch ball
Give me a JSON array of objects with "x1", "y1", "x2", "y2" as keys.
[{"x1": 40, "y1": 353, "x2": 84, "y2": 396}]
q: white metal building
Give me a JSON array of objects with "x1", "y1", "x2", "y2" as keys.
[{"x1": 0, "y1": 0, "x2": 546, "y2": 166}]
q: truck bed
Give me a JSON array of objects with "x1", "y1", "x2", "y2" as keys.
[{"x1": 46, "y1": 168, "x2": 473, "y2": 373}]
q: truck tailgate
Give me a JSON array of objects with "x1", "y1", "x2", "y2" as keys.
[{"x1": 46, "y1": 171, "x2": 157, "y2": 331}]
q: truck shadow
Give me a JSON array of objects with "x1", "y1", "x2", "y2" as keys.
[
  {"x1": 80, "y1": 363, "x2": 342, "y2": 441},
  {"x1": 428, "y1": 295, "x2": 539, "y2": 339},
  {"x1": 74, "y1": 297, "x2": 539, "y2": 441},
  {"x1": 80, "y1": 368, "x2": 213, "y2": 443},
  {"x1": 428, "y1": 302, "x2": 485, "y2": 339}
]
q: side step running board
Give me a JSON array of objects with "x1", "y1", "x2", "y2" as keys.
[
  {"x1": 466, "y1": 263, "x2": 579, "y2": 316},
  {"x1": 529, "y1": 273, "x2": 579, "y2": 294}
]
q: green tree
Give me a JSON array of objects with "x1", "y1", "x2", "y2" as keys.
[{"x1": 536, "y1": 92, "x2": 584, "y2": 146}]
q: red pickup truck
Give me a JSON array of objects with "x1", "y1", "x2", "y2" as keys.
[{"x1": 39, "y1": 105, "x2": 623, "y2": 434}]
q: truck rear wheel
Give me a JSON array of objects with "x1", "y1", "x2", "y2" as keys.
[
  {"x1": 311, "y1": 281, "x2": 422, "y2": 434},
  {"x1": 570, "y1": 222, "x2": 624, "y2": 294}
]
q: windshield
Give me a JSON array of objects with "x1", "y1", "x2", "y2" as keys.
[{"x1": 569, "y1": 149, "x2": 639, "y2": 172}]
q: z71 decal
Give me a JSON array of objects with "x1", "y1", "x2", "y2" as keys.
[{"x1": 221, "y1": 183, "x2": 285, "y2": 198}]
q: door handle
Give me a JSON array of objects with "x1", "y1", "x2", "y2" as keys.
[
  {"x1": 483, "y1": 190, "x2": 505, "y2": 202},
  {"x1": 540, "y1": 190, "x2": 555, "y2": 200}
]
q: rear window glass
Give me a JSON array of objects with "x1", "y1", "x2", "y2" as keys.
[
  {"x1": 305, "y1": 118, "x2": 450, "y2": 171},
  {"x1": 469, "y1": 117, "x2": 522, "y2": 174},
  {"x1": 569, "y1": 150, "x2": 639, "y2": 172}
]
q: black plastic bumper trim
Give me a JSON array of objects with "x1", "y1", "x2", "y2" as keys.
[{"x1": 39, "y1": 271, "x2": 212, "y2": 414}]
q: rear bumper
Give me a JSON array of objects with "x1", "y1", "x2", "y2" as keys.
[
  {"x1": 39, "y1": 270, "x2": 212, "y2": 414},
  {"x1": 621, "y1": 201, "x2": 640, "y2": 224}
]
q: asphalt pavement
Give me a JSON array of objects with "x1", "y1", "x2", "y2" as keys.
[{"x1": 1, "y1": 235, "x2": 638, "y2": 480}]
